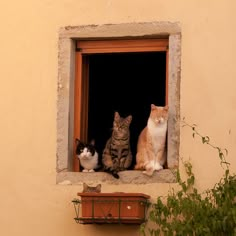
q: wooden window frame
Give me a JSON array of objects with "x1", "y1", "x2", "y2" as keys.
[{"x1": 73, "y1": 38, "x2": 169, "y2": 171}]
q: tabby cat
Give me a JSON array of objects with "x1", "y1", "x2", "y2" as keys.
[
  {"x1": 82, "y1": 183, "x2": 101, "y2": 193},
  {"x1": 75, "y1": 139, "x2": 99, "y2": 172},
  {"x1": 102, "y1": 112, "x2": 132, "y2": 179},
  {"x1": 135, "y1": 104, "x2": 168, "y2": 176}
]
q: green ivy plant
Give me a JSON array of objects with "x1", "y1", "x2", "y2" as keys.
[{"x1": 141, "y1": 119, "x2": 236, "y2": 236}]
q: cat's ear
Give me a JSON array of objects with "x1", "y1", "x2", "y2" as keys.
[
  {"x1": 151, "y1": 104, "x2": 156, "y2": 110},
  {"x1": 96, "y1": 184, "x2": 102, "y2": 192},
  {"x1": 83, "y1": 183, "x2": 88, "y2": 192},
  {"x1": 125, "y1": 115, "x2": 132, "y2": 125},
  {"x1": 90, "y1": 139, "x2": 95, "y2": 146},
  {"x1": 164, "y1": 105, "x2": 169, "y2": 111},
  {"x1": 114, "y1": 111, "x2": 120, "y2": 121}
]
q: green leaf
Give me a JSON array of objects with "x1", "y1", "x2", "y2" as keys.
[{"x1": 141, "y1": 120, "x2": 235, "y2": 236}]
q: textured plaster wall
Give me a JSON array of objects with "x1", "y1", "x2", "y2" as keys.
[{"x1": 0, "y1": 1, "x2": 236, "y2": 236}]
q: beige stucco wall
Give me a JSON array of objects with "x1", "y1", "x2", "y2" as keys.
[{"x1": 0, "y1": 0, "x2": 235, "y2": 235}]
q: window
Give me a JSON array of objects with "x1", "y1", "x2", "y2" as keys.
[{"x1": 57, "y1": 22, "x2": 181, "y2": 184}]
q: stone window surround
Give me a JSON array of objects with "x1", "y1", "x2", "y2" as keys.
[{"x1": 57, "y1": 22, "x2": 181, "y2": 185}]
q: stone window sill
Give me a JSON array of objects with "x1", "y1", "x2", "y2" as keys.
[{"x1": 56, "y1": 169, "x2": 177, "y2": 185}]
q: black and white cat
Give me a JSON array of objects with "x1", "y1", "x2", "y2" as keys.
[{"x1": 75, "y1": 139, "x2": 99, "y2": 172}]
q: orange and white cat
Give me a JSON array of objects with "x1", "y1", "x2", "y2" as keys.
[{"x1": 135, "y1": 104, "x2": 168, "y2": 176}]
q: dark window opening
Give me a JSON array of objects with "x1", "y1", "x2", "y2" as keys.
[{"x1": 87, "y1": 52, "x2": 166, "y2": 168}]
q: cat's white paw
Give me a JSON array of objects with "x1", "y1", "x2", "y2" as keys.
[
  {"x1": 82, "y1": 169, "x2": 89, "y2": 172},
  {"x1": 88, "y1": 169, "x2": 95, "y2": 172},
  {"x1": 155, "y1": 165, "x2": 163, "y2": 171}
]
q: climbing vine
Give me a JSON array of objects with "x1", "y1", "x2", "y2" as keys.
[{"x1": 141, "y1": 120, "x2": 236, "y2": 236}]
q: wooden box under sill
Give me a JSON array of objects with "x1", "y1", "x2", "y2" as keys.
[{"x1": 73, "y1": 192, "x2": 151, "y2": 224}]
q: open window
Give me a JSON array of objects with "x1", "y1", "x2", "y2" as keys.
[
  {"x1": 57, "y1": 22, "x2": 181, "y2": 184},
  {"x1": 73, "y1": 39, "x2": 169, "y2": 171}
]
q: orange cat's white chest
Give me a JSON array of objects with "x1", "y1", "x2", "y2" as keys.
[{"x1": 148, "y1": 119, "x2": 167, "y2": 152}]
